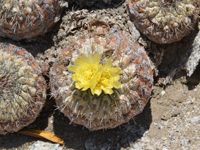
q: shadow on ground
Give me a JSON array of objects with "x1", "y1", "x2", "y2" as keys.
[
  {"x1": 53, "y1": 99, "x2": 152, "y2": 150},
  {"x1": 0, "y1": 11, "x2": 65, "y2": 57},
  {"x1": 186, "y1": 63, "x2": 200, "y2": 90},
  {"x1": 0, "y1": 31, "x2": 54, "y2": 57},
  {"x1": 148, "y1": 26, "x2": 199, "y2": 85},
  {"x1": 67, "y1": 0, "x2": 125, "y2": 10}
]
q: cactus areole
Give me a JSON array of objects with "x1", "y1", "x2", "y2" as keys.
[{"x1": 50, "y1": 30, "x2": 153, "y2": 130}]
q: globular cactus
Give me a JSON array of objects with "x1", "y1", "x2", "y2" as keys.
[
  {"x1": 127, "y1": 0, "x2": 200, "y2": 44},
  {"x1": 50, "y1": 26, "x2": 153, "y2": 130},
  {"x1": 0, "y1": 0, "x2": 64, "y2": 41},
  {"x1": 0, "y1": 43, "x2": 46, "y2": 134}
]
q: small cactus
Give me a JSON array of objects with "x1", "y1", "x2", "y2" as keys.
[
  {"x1": 0, "y1": 0, "x2": 64, "y2": 41},
  {"x1": 0, "y1": 43, "x2": 46, "y2": 134},
  {"x1": 50, "y1": 28, "x2": 153, "y2": 130},
  {"x1": 127, "y1": 0, "x2": 200, "y2": 44}
]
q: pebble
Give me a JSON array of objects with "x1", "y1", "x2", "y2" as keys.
[
  {"x1": 185, "y1": 29, "x2": 200, "y2": 76},
  {"x1": 191, "y1": 116, "x2": 200, "y2": 123},
  {"x1": 28, "y1": 141, "x2": 62, "y2": 150},
  {"x1": 85, "y1": 138, "x2": 97, "y2": 150},
  {"x1": 161, "y1": 90, "x2": 165, "y2": 96}
]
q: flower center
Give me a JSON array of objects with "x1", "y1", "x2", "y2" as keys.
[{"x1": 85, "y1": 67, "x2": 96, "y2": 80}]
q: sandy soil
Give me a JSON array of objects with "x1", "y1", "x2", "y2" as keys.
[{"x1": 0, "y1": 0, "x2": 200, "y2": 149}]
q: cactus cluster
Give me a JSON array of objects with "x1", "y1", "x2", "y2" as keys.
[
  {"x1": 0, "y1": 0, "x2": 64, "y2": 41},
  {"x1": 128, "y1": 0, "x2": 200, "y2": 44},
  {"x1": 0, "y1": 0, "x2": 155, "y2": 132},
  {"x1": 50, "y1": 30, "x2": 153, "y2": 130},
  {"x1": 0, "y1": 43, "x2": 46, "y2": 134}
]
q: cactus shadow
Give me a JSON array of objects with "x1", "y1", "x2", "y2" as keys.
[
  {"x1": 67, "y1": 0, "x2": 125, "y2": 9},
  {"x1": 0, "y1": 34, "x2": 53, "y2": 58},
  {"x1": 151, "y1": 26, "x2": 199, "y2": 86},
  {"x1": 171, "y1": 64, "x2": 200, "y2": 91},
  {"x1": 0, "y1": 15, "x2": 64, "y2": 57},
  {"x1": 53, "y1": 99, "x2": 152, "y2": 150},
  {"x1": 186, "y1": 63, "x2": 200, "y2": 90}
]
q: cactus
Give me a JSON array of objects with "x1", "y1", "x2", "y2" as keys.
[
  {"x1": 127, "y1": 0, "x2": 200, "y2": 44},
  {"x1": 0, "y1": 0, "x2": 64, "y2": 41},
  {"x1": 50, "y1": 28, "x2": 153, "y2": 130},
  {"x1": 0, "y1": 43, "x2": 46, "y2": 134}
]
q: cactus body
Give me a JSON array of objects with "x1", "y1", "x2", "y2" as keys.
[
  {"x1": 50, "y1": 30, "x2": 153, "y2": 130},
  {"x1": 128, "y1": 0, "x2": 199, "y2": 44},
  {"x1": 0, "y1": 43, "x2": 46, "y2": 134},
  {"x1": 0, "y1": 0, "x2": 63, "y2": 41}
]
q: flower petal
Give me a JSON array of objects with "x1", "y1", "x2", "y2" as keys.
[
  {"x1": 68, "y1": 65, "x2": 77, "y2": 72},
  {"x1": 114, "y1": 81, "x2": 121, "y2": 88},
  {"x1": 93, "y1": 87, "x2": 102, "y2": 96},
  {"x1": 102, "y1": 87, "x2": 113, "y2": 95},
  {"x1": 105, "y1": 58, "x2": 112, "y2": 68},
  {"x1": 94, "y1": 53, "x2": 101, "y2": 63}
]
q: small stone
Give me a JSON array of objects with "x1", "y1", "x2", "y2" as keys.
[
  {"x1": 161, "y1": 91, "x2": 165, "y2": 96},
  {"x1": 29, "y1": 141, "x2": 62, "y2": 150},
  {"x1": 85, "y1": 138, "x2": 97, "y2": 150},
  {"x1": 191, "y1": 116, "x2": 200, "y2": 123}
]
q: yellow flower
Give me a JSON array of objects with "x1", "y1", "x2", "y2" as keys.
[
  {"x1": 68, "y1": 53, "x2": 121, "y2": 96},
  {"x1": 93, "y1": 58, "x2": 121, "y2": 95}
]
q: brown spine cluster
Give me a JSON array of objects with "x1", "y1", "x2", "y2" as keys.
[{"x1": 0, "y1": 43, "x2": 46, "y2": 134}]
